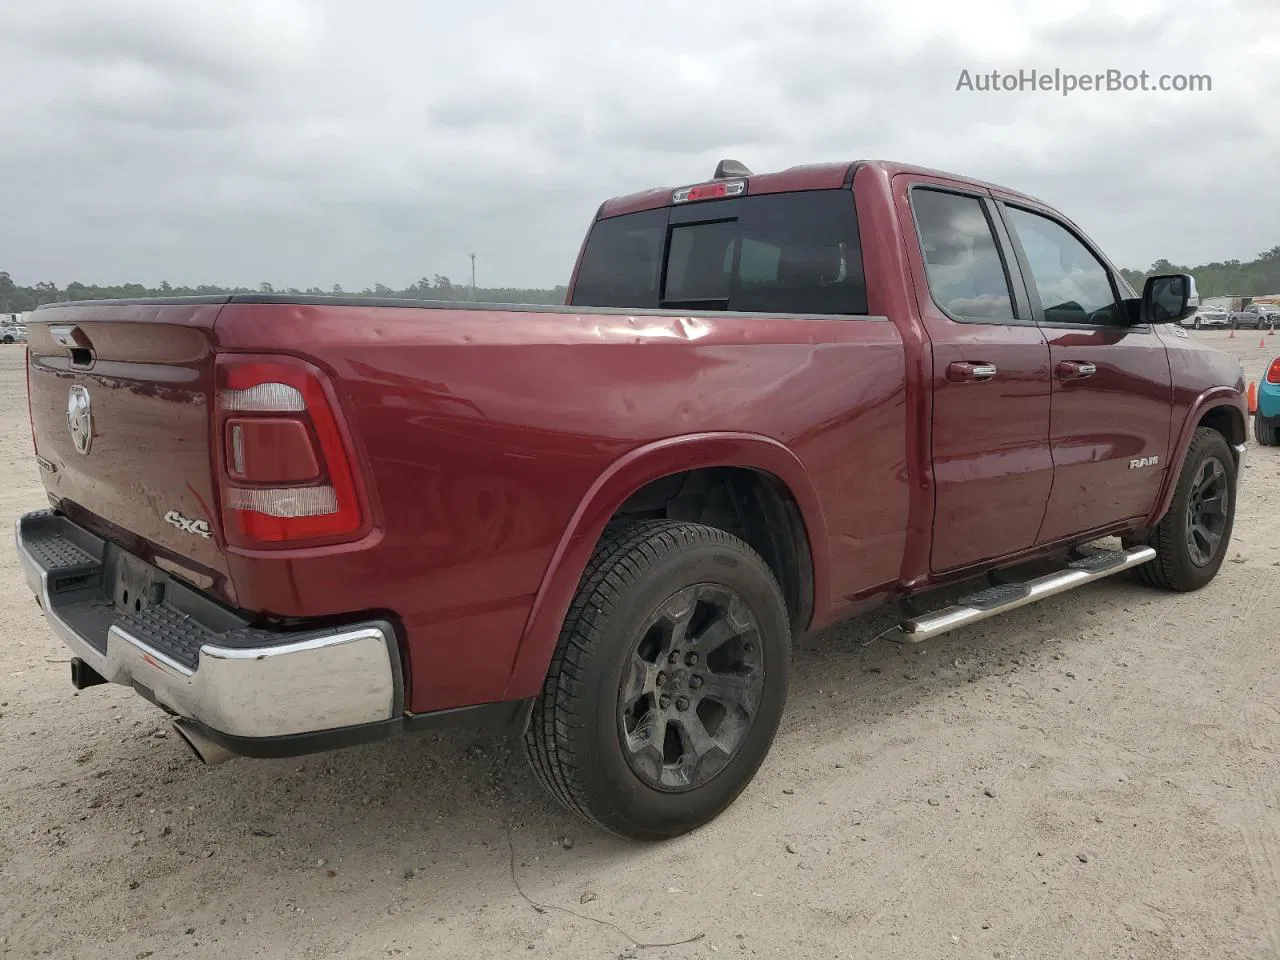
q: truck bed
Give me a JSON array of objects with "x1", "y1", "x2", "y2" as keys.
[{"x1": 26, "y1": 296, "x2": 910, "y2": 712}]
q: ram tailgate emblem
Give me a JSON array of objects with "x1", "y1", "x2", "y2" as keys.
[
  {"x1": 1128, "y1": 456, "x2": 1160, "y2": 470},
  {"x1": 164, "y1": 510, "x2": 213, "y2": 539},
  {"x1": 67, "y1": 385, "x2": 92, "y2": 455}
]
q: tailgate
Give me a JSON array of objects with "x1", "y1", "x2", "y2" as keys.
[{"x1": 26, "y1": 300, "x2": 232, "y2": 592}]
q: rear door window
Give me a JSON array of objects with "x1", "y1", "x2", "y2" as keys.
[
  {"x1": 910, "y1": 188, "x2": 1017, "y2": 322},
  {"x1": 571, "y1": 189, "x2": 868, "y2": 316}
]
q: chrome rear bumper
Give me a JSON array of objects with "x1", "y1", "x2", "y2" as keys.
[{"x1": 16, "y1": 510, "x2": 401, "y2": 742}]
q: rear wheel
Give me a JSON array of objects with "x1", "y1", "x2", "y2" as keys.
[
  {"x1": 525, "y1": 519, "x2": 791, "y2": 840},
  {"x1": 1127, "y1": 427, "x2": 1236, "y2": 591},
  {"x1": 1256, "y1": 414, "x2": 1278, "y2": 446}
]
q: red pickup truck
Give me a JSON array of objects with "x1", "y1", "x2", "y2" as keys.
[{"x1": 18, "y1": 159, "x2": 1247, "y2": 840}]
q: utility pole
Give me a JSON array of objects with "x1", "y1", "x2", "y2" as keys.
[{"x1": 470, "y1": 254, "x2": 476, "y2": 301}]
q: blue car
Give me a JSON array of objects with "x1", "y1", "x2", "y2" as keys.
[{"x1": 1258, "y1": 354, "x2": 1280, "y2": 445}]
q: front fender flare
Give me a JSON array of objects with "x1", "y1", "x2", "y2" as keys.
[
  {"x1": 1147, "y1": 387, "x2": 1247, "y2": 526},
  {"x1": 501, "y1": 432, "x2": 830, "y2": 702}
]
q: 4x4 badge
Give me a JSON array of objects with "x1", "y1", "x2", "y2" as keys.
[{"x1": 164, "y1": 510, "x2": 212, "y2": 539}]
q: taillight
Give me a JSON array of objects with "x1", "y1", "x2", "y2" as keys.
[
  {"x1": 225, "y1": 419, "x2": 319, "y2": 483},
  {"x1": 1267, "y1": 356, "x2": 1280, "y2": 384},
  {"x1": 215, "y1": 356, "x2": 366, "y2": 547}
]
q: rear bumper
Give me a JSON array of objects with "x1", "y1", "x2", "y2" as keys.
[
  {"x1": 1258, "y1": 383, "x2": 1280, "y2": 420},
  {"x1": 16, "y1": 509, "x2": 402, "y2": 743}
]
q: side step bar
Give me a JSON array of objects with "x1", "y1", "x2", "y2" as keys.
[{"x1": 897, "y1": 545, "x2": 1156, "y2": 644}]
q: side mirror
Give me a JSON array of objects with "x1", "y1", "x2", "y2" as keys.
[{"x1": 1143, "y1": 273, "x2": 1198, "y2": 324}]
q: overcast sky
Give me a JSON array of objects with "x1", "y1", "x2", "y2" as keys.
[{"x1": 1, "y1": 0, "x2": 1276, "y2": 291}]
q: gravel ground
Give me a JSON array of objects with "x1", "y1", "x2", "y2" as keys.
[{"x1": 1, "y1": 332, "x2": 1277, "y2": 960}]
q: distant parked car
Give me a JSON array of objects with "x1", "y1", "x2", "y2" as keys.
[
  {"x1": 0, "y1": 319, "x2": 26, "y2": 344},
  {"x1": 1230, "y1": 303, "x2": 1280, "y2": 329},
  {"x1": 1183, "y1": 305, "x2": 1230, "y2": 329}
]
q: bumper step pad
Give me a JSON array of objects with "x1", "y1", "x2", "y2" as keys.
[{"x1": 17, "y1": 509, "x2": 401, "y2": 744}]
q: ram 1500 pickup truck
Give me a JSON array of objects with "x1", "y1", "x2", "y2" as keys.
[{"x1": 17, "y1": 159, "x2": 1248, "y2": 840}]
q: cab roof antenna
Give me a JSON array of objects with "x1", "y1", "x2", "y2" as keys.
[{"x1": 713, "y1": 159, "x2": 752, "y2": 179}]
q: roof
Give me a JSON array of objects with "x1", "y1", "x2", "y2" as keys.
[{"x1": 595, "y1": 159, "x2": 1047, "y2": 220}]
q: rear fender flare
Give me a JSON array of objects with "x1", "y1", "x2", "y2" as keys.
[
  {"x1": 1147, "y1": 388, "x2": 1247, "y2": 525},
  {"x1": 501, "y1": 433, "x2": 830, "y2": 701}
]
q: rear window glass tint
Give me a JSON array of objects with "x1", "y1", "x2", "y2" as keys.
[
  {"x1": 572, "y1": 189, "x2": 867, "y2": 315},
  {"x1": 570, "y1": 207, "x2": 665, "y2": 308}
]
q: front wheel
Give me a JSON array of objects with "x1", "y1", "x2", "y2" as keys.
[
  {"x1": 525, "y1": 519, "x2": 791, "y2": 840},
  {"x1": 1127, "y1": 428, "x2": 1237, "y2": 591}
]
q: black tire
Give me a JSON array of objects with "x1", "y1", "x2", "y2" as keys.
[
  {"x1": 1256, "y1": 414, "x2": 1278, "y2": 446},
  {"x1": 1127, "y1": 428, "x2": 1236, "y2": 591},
  {"x1": 1, "y1": 336, "x2": 12, "y2": 344},
  {"x1": 525, "y1": 519, "x2": 791, "y2": 841}
]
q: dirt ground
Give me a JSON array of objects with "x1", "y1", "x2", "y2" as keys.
[{"x1": 1, "y1": 331, "x2": 1277, "y2": 960}]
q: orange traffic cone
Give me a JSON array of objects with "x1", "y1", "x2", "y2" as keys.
[
  {"x1": 1248, "y1": 381, "x2": 1258, "y2": 415},
  {"x1": 1260, "y1": 335, "x2": 1266, "y2": 348},
  {"x1": 1229, "y1": 327, "x2": 1236, "y2": 339}
]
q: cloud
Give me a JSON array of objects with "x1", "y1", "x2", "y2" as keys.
[
  {"x1": 11, "y1": 0, "x2": 325, "y2": 82},
  {"x1": 0, "y1": 0, "x2": 1275, "y2": 289}
]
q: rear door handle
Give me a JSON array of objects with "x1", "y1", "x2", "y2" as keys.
[
  {"x1": 947, "y1": 361, "x2": 997, "y2": 382},
  {"x1": 1056, "y1": 361, "x2": 1097, "y2": 380}
]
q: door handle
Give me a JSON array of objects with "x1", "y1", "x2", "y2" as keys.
[
  {"x1": 947, "y1": 361, "x2": 997, "y2": 382},
  {"x1": 1056, "y1": 361, "x2": 1097, "y2": 380}
]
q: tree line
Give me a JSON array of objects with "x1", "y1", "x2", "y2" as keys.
[
  {"x1": 6, "y1": 243, "x2": 1280, "y2": 314},
  {"x1": 1118, "y1": 246, "x2": 1280, "y2": 299},
  {"x1": 0, "y1": 272, "x2": 566, "y2": 313}
]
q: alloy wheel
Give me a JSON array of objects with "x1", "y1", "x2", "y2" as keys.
[
  {"x1": 1186, "y1": 456, "x2": 1230, "y2": 567},
  {"x1": 618, "y1": 584, "x2": 764, "y2": 792}
]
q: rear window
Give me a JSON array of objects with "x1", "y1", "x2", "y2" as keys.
[
  {"x1": 570, "y1": 189, "x2": 868, "y2": 315},
  {"x1": 570, "y1": 208, "x2": 667, "y2": 309}
]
